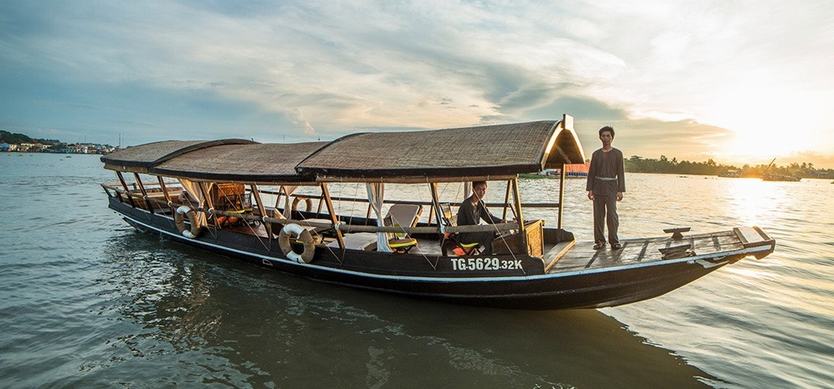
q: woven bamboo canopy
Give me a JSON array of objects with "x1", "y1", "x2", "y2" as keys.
[
  {"x1": 101, "y1": 115, "x2": 585, "y2": 182},
  {"x1": 297, "y1": 118, "x2": 585, "y2": 179},
  {"x1": 153, "y1": 142, "x2": 328, "y2": 182},
  {"x1": 101, "y1": 139, "x2": 254, "y2": 173}
]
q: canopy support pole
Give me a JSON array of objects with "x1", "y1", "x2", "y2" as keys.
[
  {"x1": 157, "y1": 176, "x2": 172, "y2": 207},
  {"x1": 427, "y1": 203, "x2": 435, "y2": 226},
  {"x1": 200, "y1": 182, "x2": 218, "y2": 229},
  {"x1": 558, "y1": 165, "x2": 566, "y2": 230},
  {"x1": 321, "y1": 183, "x2": 345, "y2": 257},
  {"x1": 502, "y1": 179, "x2": 511, "y2": 220},
  {"x1": 429, "y1": 182, "x2": 444, "y2": 231},
  {"x1": 133, "y1": 173, "x2": 155, "y2": 214},
  {"x1": 274, "y1": 185, "x2": 285, "y2": 210},
  {"x1": 316, "y1": 186, "x2": 324, "y2": 214},
  {"x1": 116, "y1": 171, "x2": 136, "y2": 208},
  {"x1": 250, "y1": 183, "x2": 273, "y2": 242},
  {"x1": 511, "y1": 177, "x2": 527, "y2": 254}
]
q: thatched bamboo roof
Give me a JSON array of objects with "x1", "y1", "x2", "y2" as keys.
[
  {"x1": 153, "y1": 142, "x2": 328, "y2": 182},
  {"x1": 101, "y1": 139, "x2": 254, "y2": 172},
  {"x1": 297, "y1": 119, "x2": 585, "y2": 178},
  {"x1": 102, "y1": 115, "x2": 585, "y2": 182}
]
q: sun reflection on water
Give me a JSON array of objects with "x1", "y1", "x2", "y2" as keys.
[{"x1": 724, "y1": 178, "x2": 788, "y2": 226}]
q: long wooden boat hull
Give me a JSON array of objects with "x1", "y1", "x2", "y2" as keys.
[{"x1": 112, "y1": 199, "x2": 771, "y2": 310}]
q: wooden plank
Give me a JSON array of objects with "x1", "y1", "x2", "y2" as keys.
[
  {"x1": 637, "y1": 241, "x2": 649, "y2": 261},
  {"x1": 255, "y1": 190, "x2": 559, "y2": 208},
  {"x1": 712, "y1": 235, "x2": 721, "y2": 251},
  {"x1": 734, "y1": 226, "x2": 765, "y2": 246},
  {"x1": 543, "y1": 240, "x2": 576, "y2": 272},
  {"x1": 610, "y1": 241, "x2": 629, "y2": 262},
  {"x1": 317, "y1": 174, "x2": 517, "y2": 184},
  {"x1": 585, "y1": 250, "x2": 601, "y2": 269}
]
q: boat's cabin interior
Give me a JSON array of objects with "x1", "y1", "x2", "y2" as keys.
[{"x1": 101, "y1": 174, "x2": 577, "y2": 264}]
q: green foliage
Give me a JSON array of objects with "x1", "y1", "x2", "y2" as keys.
[
  {"x1": 625, "y1": 155, "x2": 834, "y2": 179},
  {"x1": 0, "y1": 130, "x2": 60, "y2": 145}
]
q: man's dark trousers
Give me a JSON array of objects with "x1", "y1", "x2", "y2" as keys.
[{"x1": 593, "y1": 194, "x2": 619, "y2": 245}]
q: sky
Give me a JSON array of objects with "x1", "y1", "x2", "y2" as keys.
[{"x1": 2, "y1": 0, "x2": 834, "y2": 167}]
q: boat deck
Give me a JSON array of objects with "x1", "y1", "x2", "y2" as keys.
[
  {"x1": 546, "y1": 231, "x2": 745, "y2": 273},
  {"x1": 212, "y1": 221, "x2": 760, "y2": 274}
]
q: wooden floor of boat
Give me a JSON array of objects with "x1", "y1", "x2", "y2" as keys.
[
  {"x1": 217, "y1": 224, "x2": 745, "y2": 272},
  {"x1": 546, "y1": 230, "x2": 744, "y2": 273}
]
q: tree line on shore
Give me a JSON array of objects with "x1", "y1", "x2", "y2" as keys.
[
  {"x1": 1, "y1": 130, "x2": 114, "y2": 154},
  {"x1": 0, "y1": 130, "x2": 60, "y2": 145},
  {"x1": 624, "y1": 155, "x2": 834, "y2": 179}
]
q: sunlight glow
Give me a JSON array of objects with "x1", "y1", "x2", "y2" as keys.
[
  {"x1": 705, "y1": 74, "x2": 827, "y2": 161},
  {"x1": 725, "y1": 178, "x2": 785, "y2": 226}
]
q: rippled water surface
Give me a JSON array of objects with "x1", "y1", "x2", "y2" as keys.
[{"x1": 1, "y1": 154, "x2": 832, "y2": 388}]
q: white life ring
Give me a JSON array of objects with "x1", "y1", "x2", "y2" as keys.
[
  {"x1": 175, "y1": 206, "x2": 202, "y2": 239},
  {"x1": 278, "y1": 223, "x2": 316, "y2": 263},
  {"x1": 291, "y1": 196, "x2": 313, "y2": 214}
]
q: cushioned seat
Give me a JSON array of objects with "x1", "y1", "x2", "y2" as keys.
[
  {"x1": 329, "y1": 204, "x2": 423, "y2": 253},
  {"x1": 439, "y1": 203, "x2": 483, "y2": 256}
]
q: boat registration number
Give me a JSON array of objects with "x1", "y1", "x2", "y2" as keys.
[{"x1": 450, "y1": 257, "x2": 522, "y2": 271}]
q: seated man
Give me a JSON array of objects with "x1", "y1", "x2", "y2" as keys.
[{"x1": 456, "y1": 181, "x2": 505, "y2": 255}]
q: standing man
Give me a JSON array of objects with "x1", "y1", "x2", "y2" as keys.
[{"x1": 586, "y1": 126, "x2": 625, "y2": 250}]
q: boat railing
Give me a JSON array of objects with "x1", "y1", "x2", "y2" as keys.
[
  {"x1": 183, "y1": 206, "x2": 520, "y2": 234},
  {"x1": 103, "y1": 189, "x2": 520, "y2": 234},
  {"x1": 254, "y1": 189, "x2": 560, "y2": 209}
]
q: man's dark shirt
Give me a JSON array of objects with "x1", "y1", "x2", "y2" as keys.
[
  {"x1": 457, "y1": 196, "x2": 503, "y2": 226},
  {"x1": 586, "y1": 148, "x2": 626, "y2": 196}
]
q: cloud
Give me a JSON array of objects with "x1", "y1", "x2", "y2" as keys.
[
  {"x1": 575, "y1": 116, "x2": 736, "y2": 163},
  {"x1": 0, "y1": 0, "x2": 832, "y2": 166}
]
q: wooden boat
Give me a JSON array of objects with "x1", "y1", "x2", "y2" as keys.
[
  {"x1": 100, "y1": 115, "x2": 775, "y2": 309},
  {"x1": 762, "y1": 173, "x2": 801, "y2": 182},
  {"x1": 761, "y1": 158, "x2": 801, "y2": 181},
  {"x1": 718, "y1": 169, "x2": 741, "y2": 178}
]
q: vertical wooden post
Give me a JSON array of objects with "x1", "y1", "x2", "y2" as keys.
[
  {"x1": 199, "y1": 182, "x2": 218, "y2": 228},
  {"x1": 429, "y1": 182, "x2": 444, "y2": 230},
  {"x1": 157, "y1": 176, "x2": 172, "y2": 209},
  {"x1": 133, "y1": 173, "x2": 155, "y2": 214},
  {"x1": 116, "y1": 171, "x2": 136, "y2": 207},
  {"x1": 502, "y1": 179, "x2": 512, "y2": 220},
  {"x1": 558, "y1": 164, "x2": 566, "y2": 230},
  {"x1": 250, "y1": 183, "x2": 273, "y2": 241},
  {"x1": 320, "y1": 183, "x2": 345, "y2": 257},
  {"x1": 274, "y1": 186, "x2": 284, "y2": 210},
  {"x1": 511, "y1": 177, "x2": 528, "y2": 254}
]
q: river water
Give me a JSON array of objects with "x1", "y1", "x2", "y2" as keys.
[{"x1": 1, "y1": 153, "x2": 832, "y2": 388}]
